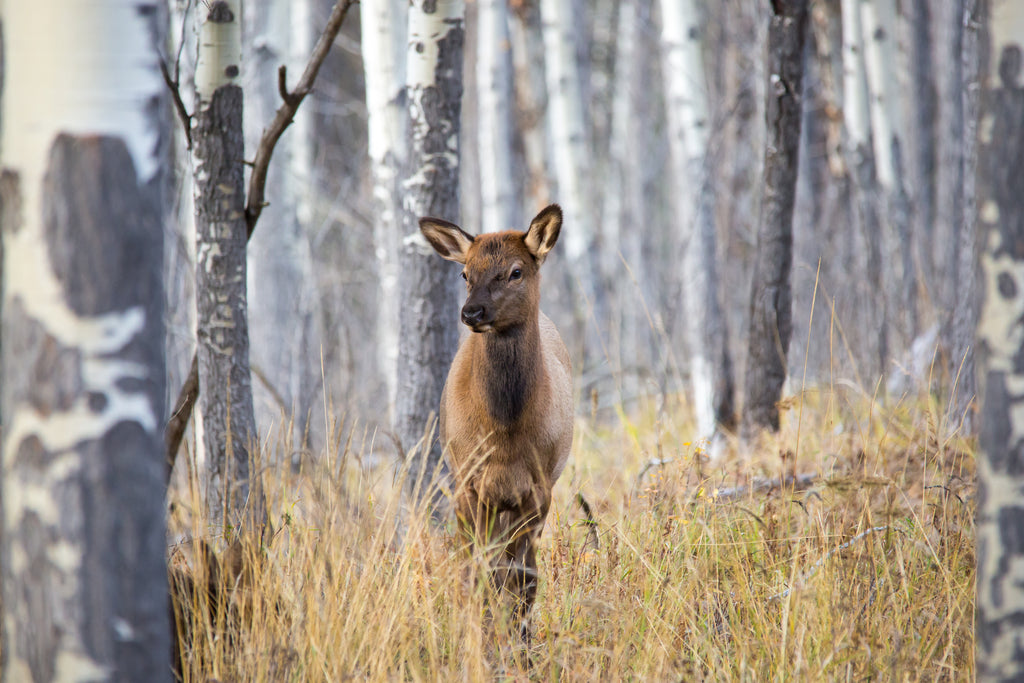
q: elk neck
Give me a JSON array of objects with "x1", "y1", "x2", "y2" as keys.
[{"x1": 471, "y1": 312, "x2": 542, "y2": 426}]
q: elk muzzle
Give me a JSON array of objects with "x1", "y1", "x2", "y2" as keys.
[{"x1": 461, "y1": 302, "x2": 492, "y2": 331}]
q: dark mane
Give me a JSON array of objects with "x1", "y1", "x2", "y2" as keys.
[{"x1": 483, "y1": 327, "x2": 538, "y2": 424}]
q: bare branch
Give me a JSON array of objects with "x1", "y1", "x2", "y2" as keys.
[
  {"x1": 160, "y1": 59, "x2": 193, "y2": 150},
  {"x1": 174, "y1": 0, "x2": 191, "y2": 82},
  {"x1": 166, "y1": 0, "x2": 356, "y2": 483},
  {"x1": 165, "y1": 353, "x2": 199, "y2": 481},
  {"x1": 245, "y1": 0, "x2": 357, "y2": 236},
  {"x1": 277, "y1": 65, "x2": 299, "y2": 107}
]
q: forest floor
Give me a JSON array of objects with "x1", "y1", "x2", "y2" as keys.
[{"x1": 168, "y1": 382, "x2": 975, "y2": 681}]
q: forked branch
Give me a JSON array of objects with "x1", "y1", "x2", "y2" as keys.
[
  {"x1": 245, "y1": 0, "x2": 357, "y2": 236},
  {"x1": 164, "y1": 0, "x2": 356, "y2": 484}
]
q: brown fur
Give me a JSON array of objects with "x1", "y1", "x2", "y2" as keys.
[{"x1": 420, "y1": 205, "x2": 573, "y2": 635}]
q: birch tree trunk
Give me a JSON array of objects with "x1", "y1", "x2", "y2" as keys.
[
  {"x1": 602, "y1": 0, "x2": 638, "y2": 401},
  {"x1": 396, "y1": 0, "x2": 465, "y2": 501},
  {"x1": 940, "y1": 0, "x2": 981, "y2": 434},
  {"x1": 975, "y1": 4, "x2": 1024, "y2": 678},
  {"x1": 0, "y1": 1, "x2": 171, "y2": 678},
  {"x1": 950, "y1": 0, "x2": 982, "y2": 434},
  {"x1": 540, "y1": 0, "x2": 602, "y2": 363},
  {"x1": 742, "y1": 0, "x2": 808, "y2": 435},
  {"x1": 659, "y1": 0, "x2": 736, "y2": 440},
  {"x1": 193, "y1": 0, "x2": 262, "y2": 530},
  {"x1": 363, "y1": 0, "x2": 408, "y2": 419},
  {"x1": 907, "y1": 1, "x2": 938, "y2": 316},
  {"x1": 244, "y1": 0, "x2": 320, "y2": 449},
  {"x1": 509, "y1": 3, "x2": 550, "y2": 212},
  {"x1": 477, "y1": 0, "x2": 520, "y2": 234},
  {"x1": 934, "y1": 0, "x2": 966, "y2": 343},
  {"x1": 862, "y1": 0, "x2": 915, "y2": 352},
  {"x1": 840, "y1": 0, "x2": 887, "y2": 382}
]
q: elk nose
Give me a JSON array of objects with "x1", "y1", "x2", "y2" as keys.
[{"x1": 461, "y1": 304, "x2": 486, "y2": 326}]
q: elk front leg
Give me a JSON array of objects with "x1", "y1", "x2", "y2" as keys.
[{"x1": 504, "y1": 490, "x2": 550, "y2": 640}]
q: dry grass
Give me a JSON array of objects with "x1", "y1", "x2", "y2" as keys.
[{"x1": 169, "y1": 384, "x2": 975, "y2": 682}]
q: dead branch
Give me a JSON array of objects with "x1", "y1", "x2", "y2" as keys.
[
  {"x1": 166, "y1": 353, "x2": 199, "y2": 482},
  {"x1": 165, "y1": 0, "x2": 356, "y2": 485},
  {"x1": 161, "y1": 0, "x2": 194, "y2": 149},
  {"x1": 768, "y1": 524, "x2": 890, "y2": 601},
  {"x1": 245, "y1": 0, "x2": 357, "y2": 236},
  {"x1": 708, "y1": 472, "x2": 818, "y2": 502},
  {"x1": 161, "y1": 60, "x2": 193, "y2": 150}
]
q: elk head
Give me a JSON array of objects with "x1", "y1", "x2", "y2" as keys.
[{"x1": 419, "y1": 204, "x2": 562, "y2": 334}]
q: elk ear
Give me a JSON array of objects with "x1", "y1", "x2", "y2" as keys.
[
  {"x1": 420, "y1": 217, "x2": 474, "y2": 264},
  {"x1": 524, "y1": 204, "x2": 562, "y2": 264}
]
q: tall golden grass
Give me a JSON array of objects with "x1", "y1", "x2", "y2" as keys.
[{"x1": 169, "y1": 382, "x2": 975, "y2": 681}]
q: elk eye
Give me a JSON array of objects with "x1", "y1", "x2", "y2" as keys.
[
  {"x1": 510, "y1": 268, "x2": 522, "y2": 281},
  {"x1": 461, "y1": 271, "x2": 467, "y2": 281}
]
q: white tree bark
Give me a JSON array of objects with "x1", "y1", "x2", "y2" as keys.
[
  {"x1": 509, "y1": 4, "x2": 550, "y2": 211},
  {"x1": 193, "y1": 0, "x2": 262, "y2": 528},
  {"x1": 862, "y1": 0, "x2": 915, "y2": 369},
  {"x1": 659, "y1": 0, "x2": 735, "y2": 440},
  {"x1": 363, "y1": 0, "x2": 408, "y2": 418},
  {"x1": 396, "y1": 0, "x2": 465, "y2": 501},
  {"x1": 540, "y1": 0, "x2": 604, "y2": 361},
  {"x1": 244, "y1": 0, "x2": 321, "y2": 448},
  {"x1": 841, "y1": 0, "x2": 888, "y2": 380},
  {"x1": 477, "y1": 0, "x2": 520, "y2": 234},
  {"x1": 166, "y1": 0, "x2": 199, "y2": 457},
  {"x1": 860, "y1": 0, "x2": 900, "y2": 190},
  {"x1": 841, "y1": 0, "x2": 872, "y2": 154},
  {"x1": 602, "y1": 0, "x2": 637, "y2": 400},
  {"x1": 539, "y1": 0, "x2": 591, "y2": 265},
  {"x1": 0, "y1": 0, "x2": 171, "y2": 678},
  {"x1": 976, "y1": 2, "x2": 1024, "y2": 676}
]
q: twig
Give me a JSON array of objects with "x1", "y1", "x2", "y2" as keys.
[
  {"x1": 768, "y1": 525, "x2": 889, "y2": 602},
  {"x1": 161, "y1": 0, "x2": 194, "y2": 149},
  {"x1": 166, "y1": 354, "x2": 199, "y2": 482},
  {"x1": 161, "y1": 59, "x2": 194, "y2": 150},
  {"x1": 709, "y1": 472, "x2": 817, "y2": 502},
  {"x1": 635, "y1": 458, "x2": 672, "y2": 487},
  {"x1": 251, "y1": 363, "x2": 289, "y2": 415},
  {"x1": 165, "y1": 0, "x2": 356, "y2": 485},
  {"x1": 245, "y1": 0, "x2": 357, "y2": 236}
]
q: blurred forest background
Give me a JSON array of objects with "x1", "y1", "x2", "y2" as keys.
[
  {"x1": 162, "y1": 0, "x2": 982, "y2": 456},
  {"x1": 3, "y1": 0, "x2": 1015, "y2": 678}
]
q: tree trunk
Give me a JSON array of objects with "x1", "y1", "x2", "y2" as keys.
[
  {"x1": 193, "y1": 0, "x2": 262, "y2": 530},
  {"x1": 477, "y1": 0, "x2": 520, "y2": 234},
  {"x1": 905, "y1": 0, "x2": 939, "y2": 341},
  {"x1": 602, "y1": 0, "x2": 638, "y2": 402},
  {"x1": 742, "y1": 0, "x2": 809, "y2": 436},
  {"x1": 950, "y1": 0, "x2": 982, "y2": 434},
  {"x1": 933, "y1": 0, "x2": 966, "y2": 350},
  {"x1": 841, "y1": 0, "x2": 888, "y2": 382},
  {"x1": 540, "y1": 0, "x2": 603, "y2": 365},
  {"x1": 509, "y1": 2, "x2": 550, "y2": 211},
  {"x1": 659, "y1": 0, "x2": 736, "y2": 439},
  {"x1": 244, "y1": 0, "x2": 321, "y2": 450},
  {"x1": 862, "y1": 0, "x2": 915, "y2": 355},
  {"x1": 363, "y1": 0, "x2": 408, "y2": 420},
  {"x1": 396, "y1": 0, "x2": 465, "y2": 502},
  {"x1": 0, "y1": 2, "x2": 171, "y2": 679},
  {"x1": 975, "y1": 3, "x2": 1024, "y2": 677}
]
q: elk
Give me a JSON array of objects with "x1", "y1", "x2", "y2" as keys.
[{"x1": 419, "y1": 204, "x2": 574, "y2": 634}]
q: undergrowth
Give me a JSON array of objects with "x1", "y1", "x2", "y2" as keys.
[{"x1": 168, "y1": 384, "x2": 975, "y2": 681}]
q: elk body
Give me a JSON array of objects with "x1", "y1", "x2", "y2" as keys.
[{"x1": 420, "y1": 204, "x2": 573, "y2": 633}]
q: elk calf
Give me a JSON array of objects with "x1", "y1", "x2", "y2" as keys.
[{"x1": 420, "y1": 204, "x2": 573, "y2": 634}]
